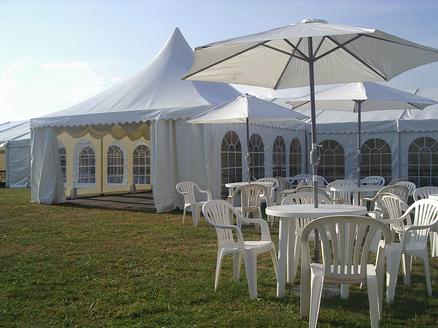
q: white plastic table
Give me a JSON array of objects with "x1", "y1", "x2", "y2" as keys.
[
  {"x1": 329, "y1": 185, "x2": 382, "y2": 205},
  {"x1": 265, "y1": 204, "x2": 367, "y2": 297}
]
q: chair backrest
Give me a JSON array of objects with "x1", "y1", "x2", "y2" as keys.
[
  {"x1": 403, "y1": 199, "x2": 438, "y2": 248},
  {"x1": 276, "y1": 177, "x2": 295, "y2": 191},
  {"x1": 379, "y1": 193, "x2": 409, "y2": 231},
  {"x1": 202, "y1": 200, "x2": 240, "y2": 246},
  {"x1": 361, "y1": 176, "x2": 385, "y2": 187},
  {"x1": 375, "y1": 184, "x2": 409, "y2": 203},
  {"x1": 292, "y1": 174, "x2": 328, "y2": 188},
  {"x1": 395, "y1": 181, "x2": 416, "y2": 197},
  {"x1": 295, "y1": 185, "x2": 332, "y2": 200},
  {"x1": 388, "y1": 178, "x2": 401, "y2": 186},
  {"x1": 256, "y1": 177, "x2": 279, "y2": 189},
  {"x1": 234, "y1": 184, "x2": 265, "y2": 213},
  {"x1": 301, "y1": 215, "x2": 392, "y2": 282},
  {"x1": 413, "y1": 186, "x2": 438, "y2": 201},
  {"x1": 326, "y1": 179, "x2": 356, "y2": 204},
  {"x1": 176, "y1": 181, "x2": 198, "y2": 204}
]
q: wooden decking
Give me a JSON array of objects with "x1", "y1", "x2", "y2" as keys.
[{"x1": 65, "y1": 192, "x2": 156, "y2": 212}]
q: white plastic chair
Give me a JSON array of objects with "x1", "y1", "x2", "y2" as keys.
[
  {"x1": 300, "y1": 215, "x2": 392, "y2": 328},
  {"x1": 364, "y1": 185, "x2": 409, "y2": 213},
  {"x1": 292, "y1": 174, "x2": 328, "y2": 188},
  {"x1": 326, "y1": 179, "x2": 356, "y2": 204},
  {"x1": 413, "y1": 186, "x2": 438, "y2": 201},
  {"x1": 202, "y1": 200, "x2": 278, "y2": 299},
  {"x1": 176, "y1": 181, "x2": 212, "y2": 226},
  {"x1": 256, "y1": 177, "x2": 279, "y2": 204},
  {"x1": 384, "y1": 199, "x2": 438, "y2": 296},
  {"x1": 394, "y1": 181, "x2": 416, "y2": 197},
  {"x1": 361, "y1": 176, "x2": 385, "y2": 187},
  {"x1": 232, "y1": 183, "x2": 265, "y2": 224},
  {"x1": 413, "y1": 186, "x2": 438, "y2": 257}
]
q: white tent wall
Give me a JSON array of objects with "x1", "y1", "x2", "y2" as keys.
[{"x1": 5, "y1": 139, "x2": 31, "y2": 188}]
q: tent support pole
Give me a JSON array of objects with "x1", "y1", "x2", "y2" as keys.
[
  {"x1": 246, "y1": 117, "x2": 251, "y2": 182},
  {"x1": 100, "y1": 137, "x2": 104, "y2": 195},
  {"x1": 307, "y1": 37, "x2": 320, "y2": 263}
]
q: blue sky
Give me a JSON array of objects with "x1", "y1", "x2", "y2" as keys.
[{"x1": 1, "y1": 0, "x2": 438, "y2": 122}]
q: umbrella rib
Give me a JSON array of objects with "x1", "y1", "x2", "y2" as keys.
[
  {"x1": 361, "y1": 34, "x2": 438, "y2": 53},
  {"x1": 262, "y1": 44, "x2": 293, "y2": 56},
  {"x1": 313, "y1": 36, "x2": 327, "y2": 58},
  {"x1": 283, "y1": 39, "x2": 309, "y2": 60},
  {"x1": 326, "y1": 36, "x2": 388, "y2": 80},
  {"x1": 273, "y1": 38, "x2": 304, "y2": 89},
  {"x1": 183, "y1": 41, "x2": 268, "y2": 79},
  {"x1": 314, "y1": 35, "x2": 363, "y2": 61}
]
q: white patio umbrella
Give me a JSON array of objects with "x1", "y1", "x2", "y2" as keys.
[
  {"x1": 288, "y1": 81, "x2": 437, "y2": 185},
  {"x1": 188, "y1": 94, "x2": 307, "y2": 181},
  {"x1": 183, "y1": 18, "x2": 438, "y2": 206}
]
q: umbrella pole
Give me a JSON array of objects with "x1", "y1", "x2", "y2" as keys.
[
  {"x1": 308, "y1": 37, "x2": 320, "y2": 263},
  {"x1": 356, "y1": 101, "x2": 362, "y2": 187},
  {"x1": 307, "y1": 37, "x2": 319, "y2": 208},
  {"x1": 246, "y1": 117, "x2": 251, "y2": 182}
]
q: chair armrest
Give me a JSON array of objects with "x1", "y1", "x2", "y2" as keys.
[
  {"x1": 212, "y1": 223, "x2": 245, "y2": 245},
  {"x1": 239, "y1": 217, "x2": 271, "y2": 241}
]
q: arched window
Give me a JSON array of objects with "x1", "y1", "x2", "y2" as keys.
[
  {"x1": 318, "y1": 140, "x2": 344, "y2": 182},
  {"x1": 107, "y1": 145, "x2": 124, "y2": 184},
  {"x1": 273, "y1": 136, "x2": 286, "y2": 177},
  {"x1": 221, "y1": 131, "x2": 242, "y2": 194},
  {"x1": 133, "y1": 145, "x2": 151, "y2": 184},
  {"x1": 249, "y1": 134, "x2": 265, "y2": 179},
  {"x1": 289, "y1": 138, "x2": 301, "y2": 177},
  {"x1": 360, "y1": 138, "x2": 392, "y2": 182},
  {"x1": 58, "y1": 147, "x2": 67, "y2": 183},
  {"x1": 408, "y1": 137, "x2": 438, "y2": 187},
  {"x1": 78, "y1": 146, "x2": 95, "y2": 184}
]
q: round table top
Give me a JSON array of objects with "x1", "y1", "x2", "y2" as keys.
[
  {"x1": 428, "y1": 194, "x2": 438, "y2": 200},
  {"x1": 329, "y1": 185, "x2": 382, "y2": 193},
  {"x1": 265, "y1": 204, "x2": 367, "y2": 218},
  {"x1": 225, "y1": 181, "x2": 274, "y2": 188}
]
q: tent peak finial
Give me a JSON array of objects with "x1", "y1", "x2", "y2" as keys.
[{"x1": 300, "y1": 18, "x2": 328, "y2": 24}]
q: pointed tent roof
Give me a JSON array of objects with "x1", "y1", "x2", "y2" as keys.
[{"x1": 31, "y1": 28, "x2": 240, "y2": 128}]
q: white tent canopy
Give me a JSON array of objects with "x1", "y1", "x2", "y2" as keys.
[{"x1": 30, "y1": 28, "x2": 247, "y2": 210}]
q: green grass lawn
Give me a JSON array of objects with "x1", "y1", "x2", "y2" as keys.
[{"x1": 1, "y1": 189, "x2": 438, "y2": 327}]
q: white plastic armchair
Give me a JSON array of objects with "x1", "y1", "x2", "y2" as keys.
[
  {"x1": 364, "y1": 185, "x2": 409, "y2": 215},
  {"x1": 176, "y1": 181, "x2": 212, "y2": 226},
  {"x1": 202, "y1": 200, "x2": 278, "y2": 299},
  {"x1": 232, "y1": 184, "x2": 265, "y2": 224},
  {"x1": 300, "y1": 215, "x2": 392, "y2": 328},
  {"x1": 412, "y1": 186, "x2": 438, "y2": 257},
  {"x1": 394, "y1": 181, "x2": 416, "y2": 197},
  {"x1": 379, "y1": 194, "x2": 410, "y2": 232},
  {"x1": 326, "y1": 179, "x2": 356, "y2": 204},
  {"x1": 413, "y1": 186, "x2": 438, "y2": 201},
  {"x1": 292, "y1": 174, "x2": 328, "y2": 188},
  {"x1": 361, "y1": 176, "x2": 385, "y2": 187},
  {"x1": 383, "y1": 199, "x2": 438, "y2": 296},
  {"x1": 256, "y1": 177, "x2": 279, "y2": 204}
]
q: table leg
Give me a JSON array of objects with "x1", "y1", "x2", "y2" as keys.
[
  {"x1": 352, "y1": 191, "x2": 360, "y2": 206},
  {"x1": 277, "y1": 218, "x2": 289, "y2": 298},
  {"x1": 287, "y1": 219, "x2": 297, "y2": 283}
]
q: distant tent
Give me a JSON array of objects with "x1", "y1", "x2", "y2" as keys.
[{"x1": 0, "y1": 120, "x2": 31, "y2": 188}]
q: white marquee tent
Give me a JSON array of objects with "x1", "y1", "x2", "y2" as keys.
[
  {"x1": 30, "y1": 28, "x2": 306, "y2": 211},
  {"x1": 0, "y1": 120, "x2": 31, "y2": 187}
]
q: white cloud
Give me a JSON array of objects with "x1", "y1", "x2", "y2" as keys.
[{"x1": 0, "y1": 59, "x2": 114, "y2": 122}]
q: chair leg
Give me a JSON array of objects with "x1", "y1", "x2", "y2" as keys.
[
  {"x1": 309, "y1": 269, "x2": 324, "y2": 328},
  {"x1": 215, "y1": 249, "x2": 225, "y2": 290},
  {"x1": 243, "y1": 251, "x2": 258, "y2": 299},
  {"x1": 423, "y1": 250, "x2": 432, "y2": 297},
  {"x1": 270, "y1": 248, "x2": 278, "y2": 279},
  {"x1": 182, "y1": 206, "x2": 187, "y2": 224},
  {"x1": 192, "y1": 204, "x2": 201, "y2": 227},
  {"x1": 367, "y1": 274, "x2": 380, "y2": 328},
  {"x1": 233, "y1": 252, "x2": 241, "y2": 281},
  {"x1": 402, "y1": 254, "x2": 412, "y2": 286}
]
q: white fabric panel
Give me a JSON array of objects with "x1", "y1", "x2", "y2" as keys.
[
  {"x1": 151, "y1": 119, "x2": 214, "y2": 212},
  {"x1": 6, "y1": 139, "x2": 30, "y2": 188},
  {"x1": 31, "y1": 128, "x2": 65, "y2": 204}
]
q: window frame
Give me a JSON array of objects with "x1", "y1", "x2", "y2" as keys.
[
  {"x1": 106, "y1": 144, "x2": 126, "y2": 185},
  {"x1": 221, "y1": 131, "x2": 242, "y2": 195},
  {"x1": 248, "y1": 133, "x2": 265, "y2": 180},
  {"x1": 272, "y1": 136, "x2": 287, "y2": 178},
  {"x1": 360, "y1": 138, "x2": 392, "y2": 183},
  {"x1": 317, "y1": 139, "x2": 345, "y2": 182},
  {"x1": 408, "y1": 136, "x2": 438, "y2": 187},
  {"x1": 132, "y1": 144, "x2": 151, "y2": 185},
  {"x1": 289, "y1": 137, "x2": 302, "y2": 177}
]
